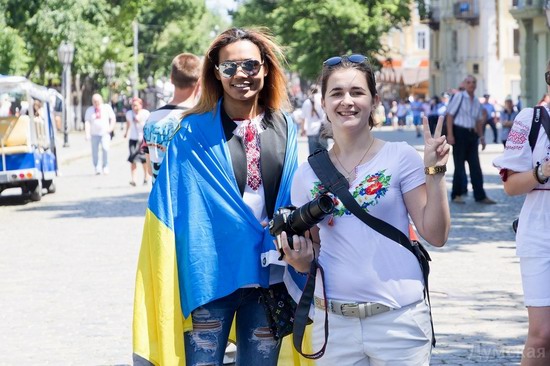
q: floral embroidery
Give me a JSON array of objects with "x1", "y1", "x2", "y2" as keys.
[
  {"x1": 505, "y1": 121, "x2": 529, "y2": 150},
  {"x1": 310, "y1": 169, "x2": 392, "y2": 217}
]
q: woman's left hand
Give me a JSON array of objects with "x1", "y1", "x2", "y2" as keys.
[{"x1": 423, "y1": 116, "x2": 450, "y2": 167}]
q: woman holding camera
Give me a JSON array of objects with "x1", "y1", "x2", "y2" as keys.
[
  {"x1": 279, "y1": 54, "x2": 450, "y2": 364},
  {"x1": 493, "y1": 59, "x2": 550, "y2": 366},
  {"x1": 133, "y1": 27, "x2": 300, "y2": 365}
]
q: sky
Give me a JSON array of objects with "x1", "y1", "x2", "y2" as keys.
[{"x1": 205, "y1": 0, "x2": 237, "y2": 21}]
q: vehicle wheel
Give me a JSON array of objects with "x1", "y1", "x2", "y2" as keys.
[
  {"x1": 30, "y1": 180, "x2": 43, "y2": 201},
  {"x1": 44, "y1": 180, "x2": 56, "y2": 194}
]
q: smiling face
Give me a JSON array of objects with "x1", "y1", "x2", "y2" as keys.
[
  {"x1": 215, "y1": 40, "x2": 267, "y2": 105},
  {"x1": 322, "y1": 68, "x2": 379, "y2": 134}
]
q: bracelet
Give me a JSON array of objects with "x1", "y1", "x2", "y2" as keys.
[
  {"x1": 535, "y1": 163, "x2": 549, "y2": 184},
  {"x1": 424, "y1": 165, "x2": 447, "y2": 175}
]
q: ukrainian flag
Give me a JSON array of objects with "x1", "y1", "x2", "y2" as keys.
[{"x1": 133, "y1": 101, "x2": 314, "y2": 365}]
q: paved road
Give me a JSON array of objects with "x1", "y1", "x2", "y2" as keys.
[{"x1": 0, "y1": 126, "x2": 527, "y2": 365}]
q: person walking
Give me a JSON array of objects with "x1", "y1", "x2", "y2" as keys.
[
  {"x1": 143, "y1": 53, "x2": 201, "y2": 184},
  {"x1": 493, "y1": 59, "x2": 550, "y2": 366},
  {"x1": 445, "y1": 75, "x2": 496, "y2": 204},
  {"x1": 279, "y1": 54, "x2": 450, "y2": 365},
  {"x1": 133, "y1": 27, "x2": 301, "y2": 365},
  {"x1": 84, "y1": 94, "x2": 116, "y2": 175},
  {"x1": 302, "y1": 84, "x2": 327, "y2": 154},
  {"x1": 499, "y1": 95, "x2": 518, "y2": 147},
  {"x1": 124, "y1": 97, "x2": 150, "y2": 186}
]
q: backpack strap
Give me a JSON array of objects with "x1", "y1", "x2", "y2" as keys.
[
  {"x1": 307, "y1": 149, "x2": 436, "y2": 346},
  {"x1": 529, "y1": 106, "x2": 550, "y2": 152},
  {"x1": 452, "y1": 92, "x2": 464, "y2": 120}
]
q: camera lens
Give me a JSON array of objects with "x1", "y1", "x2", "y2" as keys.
[{"x1": 289, "y1": 194, "x2": 334, "y2": 234}]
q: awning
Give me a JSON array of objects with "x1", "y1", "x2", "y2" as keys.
[{"x1": 376, "y1": 57, "x2": 429, "y2": 86}]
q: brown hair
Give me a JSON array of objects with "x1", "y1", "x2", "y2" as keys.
[
  {"x1": 171, "y1": 53, "x2": 201, "y2": 89},
  {"x1": 185, "y1": 27, "x2": 289, "y2": 117},
  {"x1": 320, "y1": 56, "x2": 378, "y2": 129}
]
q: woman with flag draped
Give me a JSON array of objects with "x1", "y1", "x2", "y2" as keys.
[{"x1": 133, "y1": 27, "x2": 312, "y2": 366}]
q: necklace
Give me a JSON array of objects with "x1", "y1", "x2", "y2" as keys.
[{"x1": 334, "y1": 137, "x2": 376, "y2": 181}]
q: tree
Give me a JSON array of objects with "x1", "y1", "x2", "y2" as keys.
[{"x1": 233, "y1": 0, "x2": 426, "y2": 81}]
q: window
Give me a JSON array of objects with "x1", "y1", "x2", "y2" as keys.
[
  {"x1": 513, "y1": 28, "x2": 519, "y2": 55},
  {"x1": 417, "y1": 31, "x2": 427, "y2": 50},
  {"x1": 473, "y1": 63, "x2": 479, "y2": 74}
]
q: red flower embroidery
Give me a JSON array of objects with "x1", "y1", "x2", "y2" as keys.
[{"x1": 366, "y1": 182, "x2": 382, "y2": 195}]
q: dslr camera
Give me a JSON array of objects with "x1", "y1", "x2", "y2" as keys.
[{"x1": 269, "y1": 194, "x2": 334, "y2": 259}]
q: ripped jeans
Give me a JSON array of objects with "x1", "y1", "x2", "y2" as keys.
[{"x1": 184, "y1": 288, "x2": 281, "y2": 366}]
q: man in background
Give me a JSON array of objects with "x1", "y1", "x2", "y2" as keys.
[
  {"x1": 84, "y1": 94, "x2": 116, "y2": 175},
  {"x1": 143, "y1": 53, "x2": 201, "y2": 184},
  {"x1": 446, "y1": 75, "x2": 496, "y2": 204}
]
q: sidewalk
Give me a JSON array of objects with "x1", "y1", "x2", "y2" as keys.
[{"x1": 54, "y1": 128, "x2": 127, "y2": 166}]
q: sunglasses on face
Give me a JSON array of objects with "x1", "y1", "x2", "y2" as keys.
[
  {"x1": 323, "y1": 54, "x2": 368, "y2": 67},
  {"x1": 546, "y1": 71, "x2": 550, "y2": 86},
  {"x1": 215, "y1": 59, "x2": 263, "y2": 78}
]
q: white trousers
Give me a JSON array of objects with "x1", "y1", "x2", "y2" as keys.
[{"x1": 312, "y1": 300, "x2": 433, "y2": 366}]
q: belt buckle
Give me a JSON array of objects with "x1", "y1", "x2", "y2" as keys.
[{"x1": 340, "y1": 303, "x2": 360, "y2": 317}]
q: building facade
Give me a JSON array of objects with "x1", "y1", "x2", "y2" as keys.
[
  {"x1": 426, "y1": 0, "x2": 521, "y2": 104},
  {"x1": 376, "y1": 3, "x2": 431, "y2": 102},
  {"x1": 510, "y1": 0, "x2": 550, "y2": 107}
]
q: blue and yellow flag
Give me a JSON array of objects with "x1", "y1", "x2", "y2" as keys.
[{"x1": 133, "y1": 101, "x2": 314, "y2": 365}]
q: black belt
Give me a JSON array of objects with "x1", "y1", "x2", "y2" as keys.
[{"x1": 454, "y1": 125, "x2": 476, "y2": 133}]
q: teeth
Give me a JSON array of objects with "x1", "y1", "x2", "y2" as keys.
[
  {"x1": 339, "y1": 111, "x2": 356, "y2": 116},
  {"x1": 233, "y1": 84, "x2": 250, "y2": 88}
]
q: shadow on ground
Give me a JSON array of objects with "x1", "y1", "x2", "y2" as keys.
[{"x1": 11, "y1": 191, "x2": 149, "y2": 218}]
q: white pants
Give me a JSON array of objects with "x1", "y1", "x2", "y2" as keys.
[
  {"x1": 91, "y1": 134, "x2": 111, "y2": 172},
  {"x1": 312, "y1": 300, "x2": 433, "y2": 366},
  {"x1": 520, "y1": 257, "x2": 550, "y2": 307}
]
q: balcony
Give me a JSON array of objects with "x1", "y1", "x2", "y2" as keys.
[
  {"x1": 510, "y1": 0, "x2": 543, "y2": 19},
  {"x1": 453, "y1": 0, "x2": 479, "y2": 26},
  {"x1": 420, "y1": 5, "x2": 441, "y2": 31}
]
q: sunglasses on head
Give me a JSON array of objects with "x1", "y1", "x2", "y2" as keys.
[
  {"x1": 323, "y1": 54, "x2": 368, "y2": 67},
  {"x1": 215, "y1": 59, "x2": 263, "y2": 78},
  {"x1": 546, "y1": 71, "x2": 550, "y2": 86}
]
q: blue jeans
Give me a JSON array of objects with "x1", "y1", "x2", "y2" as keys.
[{"x1": 184, "y1": 288, "x2": 281, "y2": 365}]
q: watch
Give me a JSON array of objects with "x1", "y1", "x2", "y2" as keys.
[
  {"x1": 424, "y1": 165, "x2": 447, "y2": 175},
  {"x1": 536, "y1": 163, "x2": 549, "y2": 184}
]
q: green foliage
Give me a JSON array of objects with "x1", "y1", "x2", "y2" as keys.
[
  {"x1": 0, "y1": 0, "x2": 218, "y2": 91},
  {"x1": 233, "y1": 0, "x2": 418, "y2": 81},
  {"x1": 137, "y1": 0, "x2": 222, "y2": 78},
  {"x1": 0, "y1": 26, "x2": 30, "y2": 75}
]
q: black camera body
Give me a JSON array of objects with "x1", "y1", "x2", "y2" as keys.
[{"x1": 269, "y1": 194, "x2": 334, "y2": 259}]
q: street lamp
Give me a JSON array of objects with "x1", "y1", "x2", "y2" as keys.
[
  {"x1": 57, "y1": 41, "x2": 74, "y2": 148},
  {"x1": 103, "y1": 59, "x2": 116, "y2": 105}
]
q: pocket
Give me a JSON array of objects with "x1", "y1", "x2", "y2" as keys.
[{"x1": 406, "y1": 301, "x2": 432, "y2": 341}]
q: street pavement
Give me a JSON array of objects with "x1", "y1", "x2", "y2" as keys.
[{"x1": 0, "y1": 125, "x2": 527, "y2": 365}]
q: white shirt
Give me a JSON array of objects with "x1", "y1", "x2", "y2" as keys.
[
  {"x1": 301, "y1": 93, "x2": 325, "y2": 136},
  {"x1": 84, "y1": 104, "x2": 116, "y2": 136},
  {"x1": 292, "y1": 142, "x2": 426, "y2": 308},
  {"x1": 126, "y1": 109, "x2": 151, "y2": 140},
  {"x1": 447, "y1": 91, "x2": 483, "y2": 129},
  {"x1": 493, "y1": 107, "x2": 550, "y2": 257},
  {"x1": 232, "y1": 113, "x2": 268, "y2": 224}
]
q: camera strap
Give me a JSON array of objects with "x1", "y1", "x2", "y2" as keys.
[{"x1": 307, "y1": 148, "x2": 435, "y2": 347}]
